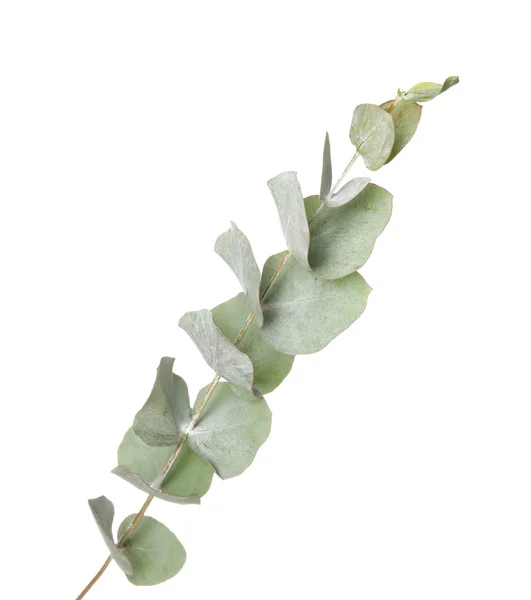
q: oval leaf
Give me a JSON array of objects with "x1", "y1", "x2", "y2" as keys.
[
  {"x1": 179, "y1": 309, "x2": 254, "y2": 391},
  {"x1": 215, "y1": 222, "x2": 264, "y2": 327},
  {"x1": 112, "y1": 466, "x2": 200, "y2": 505},
  {"x1": 88, "y1": 496, "x2": 133, "y2": 576},
  {"x1": 309, "y1": 184, "x2": 393, "y2": 279},
  {"x1": 403, "y1": 76, "x2": 459, "y2": 103},
  {"x1": 212, "y1": 293, "x2": 294, "y2": 395},
  {"x1": 118, "y1": 428, "x2": 214, "y2": 497},
  {"x1": 327, "y1": 177, "x2": 371, "y2": 208},
  {"x1": 320, "y1": 132, "x2": 332, "y2": 201},
  {"x1": 133, "y1": 358, "x2": 191, "y2": 447},
  {"x1": 267, "y1": 171, "x2": 311, "y2": 270},
  {"x1": 118, "y1": 515, "x2": 186, "y2": 586},
  {"x1": 260, "y1": 252, "x2": 371, "y2": 354},
  {"x1": 350, "y1": 104, "x2": 395, "y2": 171},
  {"x1": 380, "y1": 100, "x2": 422, "y2": 163},
  {"x1": 189, "y1": 382, "x2": 272, "y2": 480}
]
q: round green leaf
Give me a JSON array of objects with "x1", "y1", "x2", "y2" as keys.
[
  {"x1": 189, "y1": 382, "x2": 272, "y2": 480},
  {"x1": 380, "y1": 99, "x2": 422, "y2": 163},
  {"x1": 261, "y1": 252, "x2": 371, "y2": 354},
  {"x1": 349, "y1": 104, "x2": 395, "y2": 171},
  {"x1": 118, "y1": 515, "x2": 186, "y2": 586},
  {"x1": 118, "y1": 427, "x2": 214, "y2": 498},
  {"x1": 308, "y1": 184, "x2": 393, "y2": 279},
  {"x1": 212, "y1": 293, "x2": 294, "y2": 395}
]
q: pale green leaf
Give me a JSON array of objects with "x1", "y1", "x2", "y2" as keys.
[
  {"x1": 260, "y1": 253, "x2": 371, "y2": 354},
  {"x1": 320, "y1": 132, "x2": 332, "y2": 201},
  {"x1": 349, "y1": 104, "x2": 395, "y2": 171},
  {"x1": 133, "y1": 357, "x2": 191, "y2": 447},
  {"x1": 189, "y1": 382, "x2": 272, "y2": 479},
  {"x1": 403, "y1": 76, "x2": 459, "y2": 103},
  {"x1": 118, "y1": 515, "x2": 186, "y2": 586},
  {"x1": 212, "y1": 293, "x2": 294, "y2": 395},
  {"x1": 215, "y1": 222, "x2": 263, "y2": 327},
  {"x1": 88, "y1": 496, "x2": 133, "y2": 576},
  {"x1": 118, "y1": 427, "x2": 214, "y2": 498},
  {"x1": 179, "y1": 309, "x2": 254, "y2": 391},
  {"x1": 380, "y1": 100, "x2": 422, "y2": 163},
  {"x1": 309, "y1": 184, "x2": 393, "y2": 279},
  {"x1": 112, "y1": 466, "x2": 201, "y2": 504},
  {"x1": 327, "y1": 177, "x2": 371, "y2": 208},
  {"x1": 267, "y1": 171, "x2": 311, "y2": 270}
]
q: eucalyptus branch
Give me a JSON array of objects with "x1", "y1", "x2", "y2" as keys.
[{"x1": 78, "y1": 75, "x2": 459, "y2": 598}]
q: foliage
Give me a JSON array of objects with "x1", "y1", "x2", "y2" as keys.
[{"x1": 81, "y1": 75, "x2": 459, "y2": 594}]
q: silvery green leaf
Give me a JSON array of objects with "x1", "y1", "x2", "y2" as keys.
[
  {"x1": 133, "y1": 358, "x2": 191, "y2": 447},
  {"x1": 327, "y1": 177, "x2": 371, "y2": 208},
  {"x1": 188, "y1": 382, "x2": 272, "y2": 480},
  {"x1": 215, "y1": 222, "x2": 264, "y2": 327},
  {"x1": 305, "y1": 195, "x2": 321, "y2": 221},
  {"x1": 320, "y1": 132, "x2": 332, "y2": 201},
  {"x1": 179, "y1": 309, "x2": 254, "y2": 391},
  {"x1": 118, "y1": 515, "x2": 186, "y2": 586},
  {"x1": 260, "y1": 253, "x2": 371, "y2": 354},
  {"x1": 267, "y1": 171, "x2": 311, "y2": 270},
  {"x1": 350, "y1": 104, "x2": 395, "y2": 171},
  {"x1": 380, "y1": 100, "x2": 422, "y2": 163},
  {"x1": 309, "y1": 184, "x2": 393, "y2": 279},
  {"x1": 403, "y1": 76, "x2": 459, "y2": 103},
  {"x1": 118, "y1": 428, "x2": 214, "y2": 497},
  {"x1": 212, "y1": 293, "x2": 294, "y2": 395},
  {"x1": 112, "y1": 466, "x2": 200, "y2": 505},
  {"x1": 88, "y1": 496, "x2": 133, "y2": 576}
]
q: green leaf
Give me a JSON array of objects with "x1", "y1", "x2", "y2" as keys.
[
  {"x1": 188, "y1": 382, "x2": 272, "y2": 479},
  {"x1": 327, "y1": 177, "x2": 371, "y2": 208},
  {"x1": 133, "y1": 358, "x2": 191, "y2": 447},
  {"x1": 267, "y1": 171, "x2": 311, "y2": 270},
  {"x1": 212, "y1": 293, "x2": 294, "y2": 395},
  {"x1": 88, "y1": 496, "x2": 133, "y2": 576},
  {"x1": 402, "y1": 76, "x2": 459, "y2": 103},
  {"x1": 260, "y1": 252, "x2": 371, "y2": 354},
  {"x1": 215, "y1": 222, "x2": 264, "y2": 327},
  {"x1": 112, "y1": 466, "x2": 201, "y2": 504},
  {"x1": 380, "y1": 100, "x2": 422, "y2": 163},
  {"x1": 305, "y1": 194, "x2": 321, "y2": 221},
  {"x1": 308, "y1": 184, "x2": 393, "y2": 279},
  {"x1": 350, "y1": 104, "x2": 395, "y2": 171},
  {"x1": 118, "y1": 515, "x2": 186, "y2": 586},
  {"x1": 179, "y1": 309, "x2": 254, "y2": 391},
  {"x1": 118, "y1": 427, "x2": 214, "y2": 498},
  {"x1": 320, "y1": 132, "x2": 332, "y2": 201}
]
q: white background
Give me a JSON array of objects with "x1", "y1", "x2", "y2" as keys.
[{"x1": 1, "y1": 1, "x2": 529, "y2": 599}]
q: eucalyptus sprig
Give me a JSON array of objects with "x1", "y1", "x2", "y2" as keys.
[{"x1": 77, "y1": 76, "x2": 459, "y2": 598}]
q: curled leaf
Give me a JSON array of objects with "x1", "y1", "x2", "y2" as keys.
[
  {"x1": 327, "y1": 177, "x2": 371, "y2": 208},
  {"x1": 215, "y1": 222, "x2": 264, "y2": 327},
  {"x1": 267, "y1": 171, "x2": 311, "y2": 270},
  {"x1": 88, "y1": 496, "x2": 133, "y2": 576},
  {"x1": 179, "y1": 309, "x2": 254, "y2": 391}
]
